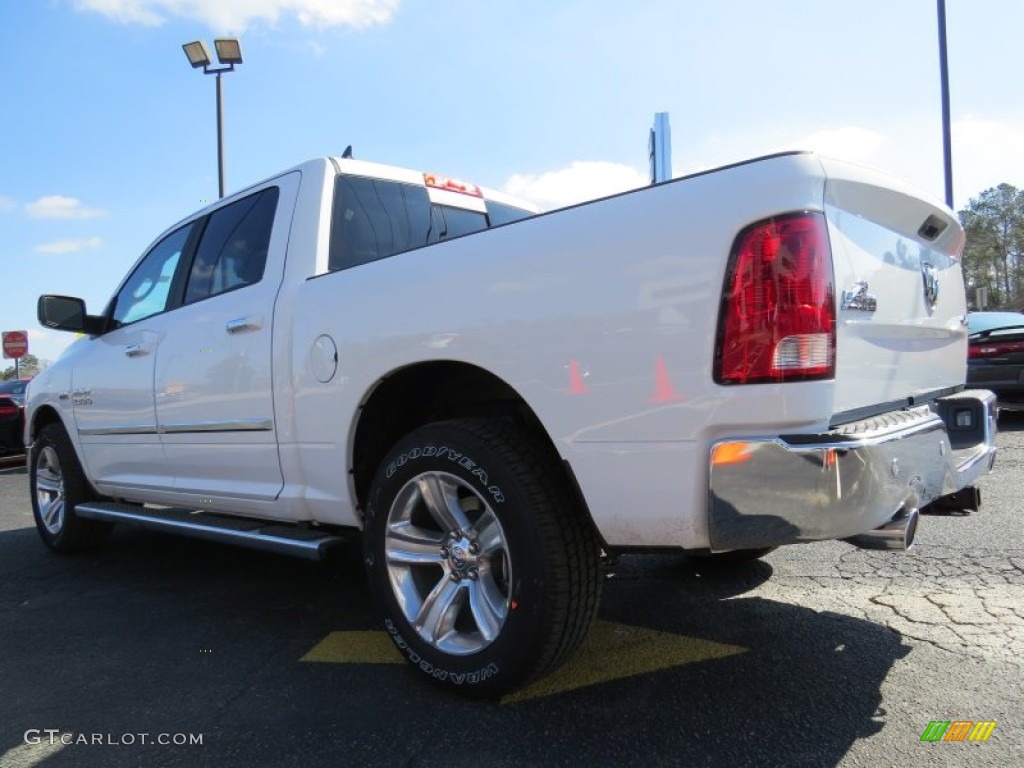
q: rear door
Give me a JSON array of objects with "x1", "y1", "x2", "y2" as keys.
[
  {"x1": 154, "y1": 173, "x2": 299, "y2": 500},
  {"x1": 822, "y1": 157, "x2": 968, "y2": 420}
]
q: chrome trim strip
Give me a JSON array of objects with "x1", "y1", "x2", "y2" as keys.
[
  {"x1": 158, "y1": 419, "x2": 273, "y2": 434},
  {"x1": 78, "y1": 424, "x2": 159, "y2": 436},
  {"x1": 78, "y1": 419, "x2": 273, "y2": 436}
]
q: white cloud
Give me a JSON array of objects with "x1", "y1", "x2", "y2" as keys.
[
  {"x1": 951, "y1": 116, "x2": 1024, "y2": 204},
  {"x1": 73, "y1": 0, "x2": 399, "y2": 31},
  {"x1": 34, "y1": 237, "x2": 103, "y2": 255},
  {"x1": 504, "y1": 161, "x2": 649, "y2": 211},
  {"x1": 27, "y1": 329, "x2": 77, "y2": 364},
  {"x1": 26, "y1": 195, "x2": 106, "y2": 220},
  {"x1": 676, "y1": 115, "x2": 1024, "y2": 211},
  {"x1": 778, "y1": 127, "x2": 889, "y2": 163}
]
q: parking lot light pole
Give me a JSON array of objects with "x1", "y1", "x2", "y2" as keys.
[
  {"x1": 182, "y1": 39, "x2": 243, "y2": 199},
  {"x1": 937, "y1": 0, "x2": 953, "y2": 209}
]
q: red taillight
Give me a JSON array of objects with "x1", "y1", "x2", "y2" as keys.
[
  {"x1": 0, "y1": 404, "x2": 17, "y2": 418},
  {"x1": 715, "y1": 212, "x2": 835, "y2": 385},
  {"x1": 969, "y1": 340, "x2": 1024, "y2": 358}
]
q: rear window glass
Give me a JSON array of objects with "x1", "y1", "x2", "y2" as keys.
[
  {"x1": 429, "y1": 205, "x2": 488, "y2": 242},
  {"x1": 328, "y1": 175, "x2": 534, "y2": 272},
  {"x1": 486, "y1": 201, "x2": 534, "y2": 226},
  {"x1": 329, "y1": 176, "x2": 431, "y2": 271}
]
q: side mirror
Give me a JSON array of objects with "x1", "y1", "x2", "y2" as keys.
[{"x1": 37, "y1": 295, "x2": 105, "y2": 335}]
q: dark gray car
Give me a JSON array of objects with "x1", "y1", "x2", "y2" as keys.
[{"x1": 967, "y1": 312, "x2": 1024, "y2": 409}]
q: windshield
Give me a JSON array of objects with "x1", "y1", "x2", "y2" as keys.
[
  {"x1": 0, "y1": 380, "x2": 28, "y2": 396},
  {"x1": 968, "y1": 312, "x2": 1024, "y2": 335}
]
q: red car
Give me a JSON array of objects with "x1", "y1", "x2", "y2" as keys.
[{"x1": 0, "y1": 379, "x2": 30, "y2": 456}]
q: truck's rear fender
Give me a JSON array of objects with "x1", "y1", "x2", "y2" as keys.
[{"x1": 348, "y1": 360, "x2": 599, "y2": 541}]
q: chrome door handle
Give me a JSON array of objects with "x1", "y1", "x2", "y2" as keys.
[
  {"x1": 124, "y1": 344, "x2": 147, "y2": 357},
  {"x1": 226, "y1": 316, "x2": 262, "y2": 334}
]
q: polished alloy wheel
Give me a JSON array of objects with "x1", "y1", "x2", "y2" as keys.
[
  {"x1": 384, "y1": 471, "x2": 511, "y2": 655},
  {"x1": 35, "y1": 446, "x2": 66, "y2": 535}
]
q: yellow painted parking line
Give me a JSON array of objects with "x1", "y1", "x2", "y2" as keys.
[
  {"x1": 301, "y1": 620, "x2": 746, "y2": 702},
  {"x1": 0, "y1": 735, "x2": 67, "y2": 767},
  {"x1": 503, "y1": 620, "x2": 747, "y2": 703},
  {"x1": 302, "y1": 630, "x2": 403, "y2": 665}
]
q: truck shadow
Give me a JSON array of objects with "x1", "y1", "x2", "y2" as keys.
[
  {"x1": 996, "y1": 409, "x2": 1024, "y2": 432},
  {"x1": 0, "y1": 528, "x2": 908, "y2": 768}
]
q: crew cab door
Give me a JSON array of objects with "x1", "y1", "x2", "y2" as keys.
[
  {"x1": 154, "y1": 173, "x2": 298, "y2": 500},
  {"x1": 72, "y1": 224, "x2": 196, "y2": 489}
]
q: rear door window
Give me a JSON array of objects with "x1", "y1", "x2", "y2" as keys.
[{"x1": 184, "y1": 187, "x2": 279, "y2": 304}]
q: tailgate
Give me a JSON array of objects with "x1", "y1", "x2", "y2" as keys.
[{"x1": 821, "y1": 157, "x2": 968, "y2": 420}]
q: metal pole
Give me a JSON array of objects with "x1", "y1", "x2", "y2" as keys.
[
  {"x1": 937, "y1": 0, "x2": 954, "y2": 209},
  {"x1": 216, "y1": 71, "x2": 225, "y2": 198}
]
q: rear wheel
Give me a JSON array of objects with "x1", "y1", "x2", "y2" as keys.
[
  {"x1": 30, "y1": 423, "x2": 111, "y2": 553},
  {"x1": 364, "y1": 418, "x2": 602, "y2": 697}
]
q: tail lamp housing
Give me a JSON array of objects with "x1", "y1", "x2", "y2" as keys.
[{"x1": 714, "y1": 212, "x2": 835, "y2": 385}]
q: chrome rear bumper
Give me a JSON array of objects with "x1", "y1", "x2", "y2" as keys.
[{"x1": 707, "y1": 390, "x2": 997, "y2": 552}]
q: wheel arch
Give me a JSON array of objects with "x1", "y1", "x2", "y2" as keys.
[
  {"x1": 29, "y1": 404, "x2": 64, "y2": 444},
  {"x1": 350, "y1": 361, "x2": 594, "y2": 531}
]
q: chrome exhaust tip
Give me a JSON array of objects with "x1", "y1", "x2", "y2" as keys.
[{"x1": 843, "y1": 507, "x2": 919, "y2": 551}]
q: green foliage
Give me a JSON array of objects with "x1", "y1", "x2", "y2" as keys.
[
  {"x1": 959, "y1": 184, "x2": 1024, "y2": 309},
  {"x1": 1, "y1": 354, "x2": 42, "y2": 380}
]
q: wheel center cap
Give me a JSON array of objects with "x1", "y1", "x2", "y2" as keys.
[
  {"x1": 447, "y1": 536, "x2": 477, "y2": 574},
  {"x1": 450, "y1": 545, "x2": 468, "y2": 568}
]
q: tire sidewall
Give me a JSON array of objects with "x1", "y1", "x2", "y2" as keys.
[
  {"x1": 365, "y1": 424, "x2": 554, "y2": 695},
  {"x1": 30, "y1": 423, "x2": 95, "y2": 551}
]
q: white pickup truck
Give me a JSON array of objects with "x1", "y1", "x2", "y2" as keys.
[{"x1": 27, "y1": 152, "x2": 997, "y2": 696}]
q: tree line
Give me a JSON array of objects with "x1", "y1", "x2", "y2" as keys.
[
  {"x1": 960, "y1": 183, "x2": 1024, "y2": 310},
  {"x1": 2, "y1": 354, "x2": 43, "y2": 380}
]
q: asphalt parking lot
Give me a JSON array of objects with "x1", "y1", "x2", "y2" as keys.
[{"x1": 1, "y1": 418, "x2": 1022, "y2": 768}]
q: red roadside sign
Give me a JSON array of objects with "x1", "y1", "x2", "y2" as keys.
[{"x1": 2, "y1": 330, "x2": 29, "y2": 360}]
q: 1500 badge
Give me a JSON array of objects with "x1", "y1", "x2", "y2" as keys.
[{"x1": 70, "y1": 389, "x2": 93, "y2": 406}]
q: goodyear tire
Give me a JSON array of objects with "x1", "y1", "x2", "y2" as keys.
[
  {"x1": 30, "y1": 422, "x2": 111, "y2": 553},
  {"x1": 364, "y1": 418, "x2": 602, "y2": 697}
]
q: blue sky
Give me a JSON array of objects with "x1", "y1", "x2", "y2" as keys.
[{"x1": 3, "y1": 0, "x2": 1023, "y2": 364}]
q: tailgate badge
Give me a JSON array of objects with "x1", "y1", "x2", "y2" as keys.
[
  {"x1": 841, "y1": 281, "x2": 877, "y2": 312},
  {"x1": 921, "y1": 262, "x2": 939, "y2": 309}
]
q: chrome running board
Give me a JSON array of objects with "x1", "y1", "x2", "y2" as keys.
[{"x1": 75, "y1": 502, "x2": 352, "y2": 561}]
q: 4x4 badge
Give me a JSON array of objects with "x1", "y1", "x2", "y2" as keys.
[
  {"x1": 841, "y1": 281, "x2": 877, "y2": 312},
  {"x1": 921, "y1": 262, "x2": 939, "y2": 309}
]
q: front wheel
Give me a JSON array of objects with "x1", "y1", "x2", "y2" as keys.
[
  {"x1": 30, "y1": 422, "x2": 111, "y2": 553},
  {"x1": 364, "y1": 418, "x2": 602, "y2": 697}
]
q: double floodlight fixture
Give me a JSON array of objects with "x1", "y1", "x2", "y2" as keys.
[
  {"x1": 182, "y1": 37, "x2": 244, "y2": 199},
  {"x1": 182, "y1": 38, "x2": 243, "y2": 71}
]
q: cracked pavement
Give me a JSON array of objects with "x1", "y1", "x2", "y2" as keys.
[{"x1": 0, "y1": 417, "x2": 1022, "y2": 767}]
